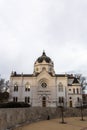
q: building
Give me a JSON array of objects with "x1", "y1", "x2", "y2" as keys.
[
  {"x1": 9, "y1": 51, "x2": 82, "y2": 107},
  {"x1": 82, "y1": 94, "x2": 87, "y2": 104}
]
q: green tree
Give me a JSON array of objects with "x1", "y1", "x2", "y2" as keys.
[{"x1": 0, "y1": 92, "x2": 9, "y2": 102}]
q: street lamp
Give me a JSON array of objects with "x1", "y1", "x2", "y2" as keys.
[
  {"x1": 80, "y1": 99, "x2": 85, "y2": 121},
  {"x1": 59, "y1": 100, "x2": 66, "y2": 124}
]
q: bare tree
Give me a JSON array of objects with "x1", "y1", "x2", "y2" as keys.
[
  {"x1": 0, "y1": 78, "x2": 9, "y2": 92},
  {"x1": 75, "y1": 74, "x2": 87, "y2": 93},
  {"x1": 80, "y1": 76, "x2": 87, "y2": 92},
  {"x1": 0, "y1": 77, "x2": 9, "y2": 102},
  {"x1": 0, "y1": 78, "x2": 5, "y2": 92}
]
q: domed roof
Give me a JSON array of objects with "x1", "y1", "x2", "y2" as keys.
[{"x1": 36, "y1": 51, "x2": 52, "y2": 63}]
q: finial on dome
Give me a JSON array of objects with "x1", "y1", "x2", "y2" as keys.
[{"x1": 42, "y1": 50, "x2": 46, "y2": 56}]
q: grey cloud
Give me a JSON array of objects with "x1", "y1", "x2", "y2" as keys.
[{"x1": 0, "y1": 0, "x2": 87, "y2": 79}]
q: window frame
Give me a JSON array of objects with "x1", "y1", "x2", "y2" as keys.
[
  {"x1": 14, "y1": 84, "x2": 18, "y2": 92},
  {"x1": 25, "y1": 96, "x2": 30, "y2": 103},
  {"x1": 13, "y1": 97, "x2": 18, "y2": 102},
  {"x1": 25, "y1": 82, "x2": 30, "y2": 91},
  {"x1": 58, "y1": 82, "x2": 63, "y2": 92}
]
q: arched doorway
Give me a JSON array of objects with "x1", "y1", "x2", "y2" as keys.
[
  {"x1": 69, "y1": 100, "x2": 72, "y2": 107},
  {"x1": 42, "y1": 97, "x2": 46, "y2": 107}
]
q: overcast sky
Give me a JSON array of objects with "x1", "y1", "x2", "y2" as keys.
[{"x1": 0, "y1": 0, "x2": 87, "y2": 80}]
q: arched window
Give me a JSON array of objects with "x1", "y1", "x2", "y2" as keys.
[
  {"x1": 42, "y1": 96, "x2": 46, "y2": 107},
  {"x1": 59, "y1": 97, "x2": 64, "y2": 103},
  {"x1": 25, "y1": 82, "x2": 30, "y2": 91},
  {"x1": 58, "y1": 82, "x2": 63, "y2": 92},
  {"x1": 13, "y1": 97, "x2": 18, "y2": 102},
  {"x1": 73, "y1": 88, "x2": 75, "y2": 94},
  {"x1": 25, "y1": 97, "x2": 30, "y2": 103},
  {"x1": 42, "y1": 67, "x2": 46, "y2": 71},
  {"x1": 77, "y1": 97, "x2": 80, "y2": 102},
  {"x1": 14, "y1": 83, "x2": 18, "y2": 91},
  {"x1": 77, "y1": 88, "x2": 79, "y2": 94}
]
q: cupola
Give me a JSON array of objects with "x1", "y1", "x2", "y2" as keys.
[{"x1": 33, "y1": 51, "x2": 55, "y2": 76}]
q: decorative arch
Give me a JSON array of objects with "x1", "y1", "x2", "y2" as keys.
[{"x1": 38, "y1": 78, "x2": 49, "y2": 89}]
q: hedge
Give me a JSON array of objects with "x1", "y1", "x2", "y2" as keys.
[{"x1": 0, "y1": 102, "x2": 30, "y2": 108}]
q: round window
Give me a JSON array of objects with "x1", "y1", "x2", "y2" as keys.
[{"x1": 41, "y1": 82, "x2": 47, "y2": 88}]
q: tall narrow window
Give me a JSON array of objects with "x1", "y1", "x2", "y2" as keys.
[
  {"x1": 77, "y1": 88, "x2": 79, "y2": 94},
  {"x1": 14, "y1": 83, "x2": 18, "y2": 91},
  {"x1": 73, "y1": 88, "x2": 75, "y2": 94},
  {"x1": 16, "y1": 97, "x2": 17, "y2": 102},
  {"x1": 13, "y1": 97, "x2": 18, "y2": 102},
  {"x1": 59, "y1": 97, "x2": 61, "y2": 103},
  {"x1": 28, "y1": 97, "x2": 30, "y2": 103},
  {"x1": 59, "y1": 97, "x2": 64, "y2": 103},
  {"x1": 25, "y1": 82, "x2": 30, "y2": 91},
  {"x1": 58, "y1": 82, "x2": 63, "y2": 92},
  {"x1": 25, "y1": 97, "x2": 27, "y2": 103},
  {"x1": 77, "y1": 97, "x2": 80, "y2": 102},
  {"x1": 42, "y1": 96, "x2": 46, "y2": 107},
  {"x1": 25, "y1": 97, "x2": 30, "y2": 103}
]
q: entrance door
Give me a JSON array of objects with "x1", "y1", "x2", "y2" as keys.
[
  {"x1": 42, "y1": 97, "x2": 46, "y2": 107},
  {"x1": 69, "y1": 101, "x2": 72, "y2": 107}
]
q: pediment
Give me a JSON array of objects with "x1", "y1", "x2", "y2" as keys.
[{"x1": 36, "y1": 70, "x2": 52, "y2": 81}]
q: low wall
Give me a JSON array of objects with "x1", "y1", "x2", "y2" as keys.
[
  {"x1": 0, "y1": 107, "x2": 57, "y2": 130},
  {"x1": 0, "y1": 107, "x2": 87, "y2": 130}
]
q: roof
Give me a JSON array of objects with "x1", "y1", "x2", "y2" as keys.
[
  {"x1": 11, "y1": 74, "x2": 33, "y2": 77},
  {"x1": 55, "y1": 74, "x2": 74, "y2": 77},
  {"x1": 73, "y1": 77, "x2": 79, "y2": 84},
  {"x1": 11, "y1": 72, "x2": 79, "y2": 80},
  {"x1": 11, "y1": 72, "x2": 33, "y2": 77},
  {"x1": 36, "y1": 51, "x2": 52, "y2": 63},
  {"x1": 55, "y1": 74, "x2": 66, "y2": 77}
]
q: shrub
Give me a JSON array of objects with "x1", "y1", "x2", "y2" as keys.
[{"x1": 0, "y1": 102, "x2": 30, "y2": 108}]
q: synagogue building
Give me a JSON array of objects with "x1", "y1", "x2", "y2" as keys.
[{"x1": 9, "y1": 51, "x2": 82, "y2": 107}]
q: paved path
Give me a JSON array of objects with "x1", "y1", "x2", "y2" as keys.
[{"x1": 15, "y1": 117, "x2": 87, "y2": 130}]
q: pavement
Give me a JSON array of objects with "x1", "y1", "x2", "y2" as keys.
[{"x1": 14, "y1": 117, "x2": 87, "y2": 130}]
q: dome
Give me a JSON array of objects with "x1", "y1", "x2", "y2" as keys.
[
  {"x1": 36, "y1": 51, "x2": 52, "y2": 63},
  {"x1": 34, "y1": 51, "x2": 55, "y2": 75}
]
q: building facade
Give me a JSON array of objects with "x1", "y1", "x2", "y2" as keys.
[{"x1": 9, "y1": 51, "x2": 82, "y2": 107}]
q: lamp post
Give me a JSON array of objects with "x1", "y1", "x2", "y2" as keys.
[
  {"x1": 80, "y1": 99, "x2": 84, "y2": 121},
  {"x1": 59, "y1": 100, "x2": 66, "y2": 124}
]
